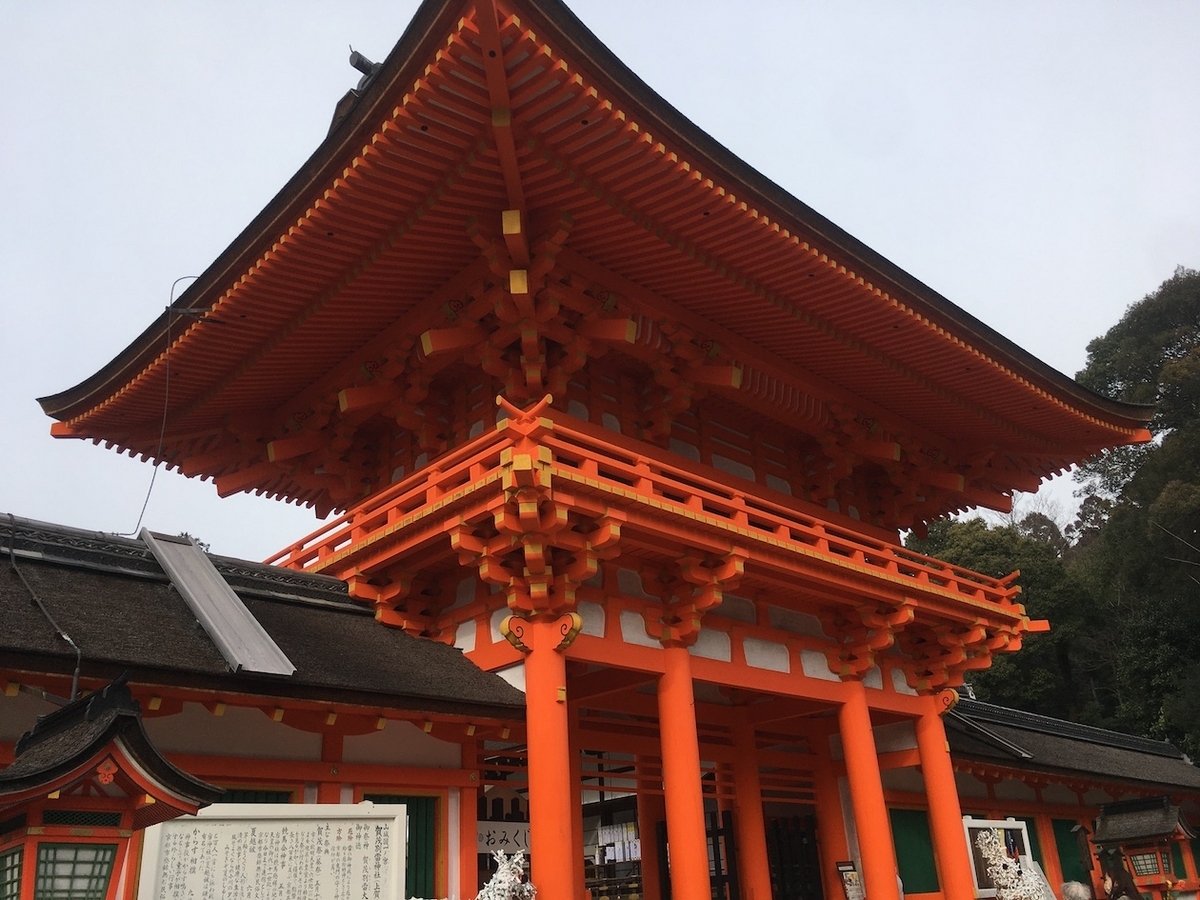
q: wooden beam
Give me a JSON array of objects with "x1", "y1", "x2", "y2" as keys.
[
  {"x1": 689, "y1": 365, "x2": 743, "y2": 389},
  {"x1": 847, "y1": 438, "x2": 902, "y2": 463},
  {"x1": 178, "y1": 443, "x2": 254, "y2": 478},
  {"x1": 213, "y1": 462, "x2": 284, "y2": 497},
  {"x1": 576, "y1": 317, "x2": 637, "y2": 344},
  {"x1": 338, "y1": 384, "x2": 398, "y2": 413},
  {"x1": 420, "y1": 324, "x2": 484, "y2": 357},
  {"x1": 569, "y1": 667, "x2": 656, "y2": 703},
  {"x1": 475, "y1": 0, "x2": 525, "y2": 210},
  {"x1": 502, "y1": 208, "x2": 530, "y2": 267},
  {"x1": 267, "y1": 432, "x2": 325, "y2": 462}
]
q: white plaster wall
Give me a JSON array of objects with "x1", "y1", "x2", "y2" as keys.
[
  {"x1": 578, "y1": 600, "x2": 605, "y2": 637},
  {"x1": 872, "y1": 720, "x2": 918, "y2": 753},
  {"x1": 881, "y1": 767, "x2": 926, "y2": 793},
  {"x1": 496, "y1": 662, "x2": 526, "y2": 693},
  {"x1": 342, "y1": 721, "x2": 462, "y2": 768},
  {"x1": 619, "y1": 610, "x2": 659, "y2": 648},
  {"x1": 743, "y1": 637, "x2": 789, "y2": 672},
  {"x1": 890, "y1": 667, "x2": 918, "y2": 695},
  {"x1": 768, "y1": 606, "x2": 827, "y2": 639},
  {"x1": 689, "y1": 629, "x2": 731, "y2": 662},
  {"x1": 800, "y1": 649, "x2": 839, "y2": 681},
  {"x1": 954, "y1": 770, "x2": 990, "y2": 799},
  {"x1": 453, "y1": 619, "x2": 477, "y2": 652},
  {"x1": 711, "y1": 454, "x2": 756, "y2": 482},
  {"x1": 142, "y1": 702, "x2": 322, "y2": 760},
  {"x1": 993, "y1": 777, "x2": 1038, "y2": 802},
  {"x1": 711, "y1": 594, "x2": 756, "y2": 624},
  {"x1": 1042, "y1": 783, "x2": 1079, "y2": 805},
  {"x1": 615, "y1": 569, "x2": 656, "y2": 600}
]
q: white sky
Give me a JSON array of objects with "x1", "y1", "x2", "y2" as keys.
[{"x1": 2, "y1": 2, "x2": 1198, "y2": 560}]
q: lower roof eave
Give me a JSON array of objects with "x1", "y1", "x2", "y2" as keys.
[
  {"x1": 952, "y1": 756, "x2": 1200, "y2": 798},
  {"x1": 0, "y1": 657, "x2": 526, "y2": 725}
]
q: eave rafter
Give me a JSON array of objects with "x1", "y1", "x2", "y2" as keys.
[
  {"x1": 43, "y1": 0, "x2": 1150, "y2": 525},
  {"x1": 493, "y1": 16, "x2": 1142, "y2": 448},
  {"x1": 469, "y1": 0, "x2": 526, "y2": 210},
  {"x1": 521, "y1": 128, "x2": 1062, "y2": 456}
]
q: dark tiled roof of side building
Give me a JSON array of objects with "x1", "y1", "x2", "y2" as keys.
[
  {"x1": 0, "y1": 515, "x2": 524, "y2": 718},
  {"x1": 948, "y1": 697, "x2": 1200, "y2": 791}
]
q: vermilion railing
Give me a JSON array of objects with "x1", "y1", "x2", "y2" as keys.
[{"x1": 266, "y1": 412, "x2": 1021, "y2": 609}]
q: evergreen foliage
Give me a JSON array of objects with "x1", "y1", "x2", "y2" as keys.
[{"x1": 909, "y1": 268, "x2": 1200, "y2": 753}]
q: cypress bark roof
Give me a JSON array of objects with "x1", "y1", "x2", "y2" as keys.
[
  {"x1": 948, "y1": 698, "x2": 1200, "y2": 791},
  {"x1": 1, "y1": 515, "x2": 524, "y2": 719},
  {"x1": 1093, "y1": 796, "x2": 1195, "y2": 844}
]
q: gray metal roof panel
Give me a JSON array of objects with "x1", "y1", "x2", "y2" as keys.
[{"x1": 140, "y1": 529, "x2": 295, "y2": 677}]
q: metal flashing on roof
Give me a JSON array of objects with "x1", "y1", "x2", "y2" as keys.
[
  {"x1": 140, "y1": 530, "x2": 295, "y2": 677},
  {"x1": 946, "y1": 710, "x2": 1034, "y2": 760}
]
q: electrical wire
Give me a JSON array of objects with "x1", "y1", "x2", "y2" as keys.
[
  {"x1": 7, "y1": 513, "x2": 82, "y2": 700},
  {"x1": 121, "y1": 275, "x2": 198, "y2": 537}
]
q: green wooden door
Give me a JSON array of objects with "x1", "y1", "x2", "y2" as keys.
[
  {"x1": 364, "y1": 794, "x2": 438, "y2": 898},
  {"x1": 889, "y1": 807, "x2": 940, "y2": 894}
]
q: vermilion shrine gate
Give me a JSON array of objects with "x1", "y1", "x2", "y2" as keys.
[{"x1": 40, "y1": 1, "x2": 1153, "y2": 898}]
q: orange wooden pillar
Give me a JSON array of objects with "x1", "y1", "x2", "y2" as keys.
[
  {"x1": 731, "y1": 719, "x2": 773, "y2": 900},
  {"x1": 657, "y1": 643, "x2": 710, "y2": 899},
  {"x1": 524, "y1": 618, "x2": 581, "y2": 899},
  {"x1": 636, "y1": 755, "x2": 665, "y2": 900},
  {"x1": 461, "y1": 740, "x2": 481, "y2": 897},
  {"x1": 812, "y1": 723, "x2": 851, "y2": 896},
  {"x1": 915, "y1": 696, "x2": 975, "y2": 899},
  {"x1": 568, "y1": 704, "x2": 586, "y2": 900},
  {"x1": 1034, "y1": 814, "x2": 1065, "y2": 891},
  {"x1": 318, "y1": 732, "x2": 344, "y2": 803},
  {"x1": 839, "y1": 682, "x2": 900, "y2": 900}
]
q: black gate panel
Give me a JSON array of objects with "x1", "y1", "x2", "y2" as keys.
[{"x1": 766, "y1": 814, "x2": 823, "y2": 900}]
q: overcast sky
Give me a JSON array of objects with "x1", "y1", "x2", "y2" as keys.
[{"x1": 3, "y1": 2, "x2": 1198, "y2": 560}]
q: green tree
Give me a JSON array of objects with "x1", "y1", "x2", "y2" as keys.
[
  {"x1": 906, "y1": 517, "x2": 1097, "y2": 721},
  {"x1": 905, "y1": 268, "x2": 1200, "y2": 751},
  {"x1": 1070, "y1": 267, "x2": 1200, "y2": 750}
]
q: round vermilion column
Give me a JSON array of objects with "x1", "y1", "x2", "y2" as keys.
[
  {"x1": 731, "y1": 720, "x2": 773, "y2": 900},
  {"x1": 524, "y1": 618, "x2": 580, "y2": 899},
  {"x1": 460, "y1": 740, "x2": 481, "y2": 898},
  {"x1": 915, "y1": 696, "x2": 976, "y2": 899},
  {"x1": 812, "y1": 736, "x2": 852, "y2": 897},
  {"x1": 657, "y1": 643, "x2": 711, "y2": 899},
  {"x1": 568, "y1": 703, "x2": 586, "y2": 900},
  {"x1": 838, "y1": 681, "x2": 901, "y2": 900},
  {"x1": 635, "y1": 755, "x2": 666, "y2": 900}
]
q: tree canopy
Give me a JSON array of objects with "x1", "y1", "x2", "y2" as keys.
[{"x1": 911, "y1": 268, "x2": 1200, "y2": 752}]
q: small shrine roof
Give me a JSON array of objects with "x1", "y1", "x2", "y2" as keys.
[
  {"x1": 0, "y1": 678, "x2": 223, "y2": 826},
  {"x1": 1093, "y1": 796, "x2": 1195, "y2": 844},
  {"x1": 948, "y1": 698, "x2": 1200, "y2": 792},
  {"x1": 1, "y1": 515, "x2": 525, "y2": 718}
]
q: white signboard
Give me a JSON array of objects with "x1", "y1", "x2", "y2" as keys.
[{"x1": 139, "y1": 803, "x2": 407, "y2": 900}]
